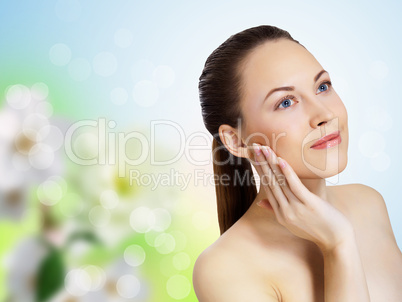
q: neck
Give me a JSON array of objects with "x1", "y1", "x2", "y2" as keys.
[
  {"x1": 255, "y1": 176, "x2": 329, "y2": 205},
  {"x1": 241, "y1": 177, "x2": 331, "y2": 239},
  {"x1": 299, "y1": 178, "x2": 328, "y2": 201}
]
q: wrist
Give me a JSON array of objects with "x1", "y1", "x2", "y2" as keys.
[{"x1": 318, "y1": 232, "x2": 357, "y2": 256}]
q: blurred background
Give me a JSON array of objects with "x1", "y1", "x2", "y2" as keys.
[{"x1": 0, "y1": 0, "x2": 401, "y2": 301}]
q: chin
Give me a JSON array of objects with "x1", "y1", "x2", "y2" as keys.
[
  {"x1": 323, "y1": 155, "x2": 347, "y2": 178},
  {"x1": 301, "y1": 144, "x2": 348, "y2": 179}
]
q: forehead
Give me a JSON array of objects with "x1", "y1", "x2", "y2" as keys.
[{"x1": 239, "y1": 39, "x2": 323, "y2": 93}]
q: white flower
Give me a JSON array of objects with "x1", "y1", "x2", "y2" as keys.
[
  {"x1": 50, "y1": 288, "x2": 108, "y2": 302},
  {"x1": 0, "y1": 83, "x2": 67, "y2": 220},
  {"x1": 4, "y1": 236, "x2": 48, "y2": 302},
  {"x1": 50, "y1": 258, "x2": 148, "y2": 302}
]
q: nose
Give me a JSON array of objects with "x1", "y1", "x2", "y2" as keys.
[{"x1": 308, "y1": 99, "x2": 335, "y2": 129}]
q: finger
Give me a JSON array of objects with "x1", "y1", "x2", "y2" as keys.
[
  {"x1": 262, "y1": 146, "x2": 297, "y2": 202},
  {"x1": 276, "y1": 156, "x2": 312, "y2": 203},
  {"x1": 249, "y1": 145, "x2": 265, "y2": 178},
  {"x1": 250, "y1": 149, "x2": 279, "y2": 213},
  {"x1": 248, "y1": 143, "x2": 265, "y2": 167},
  {"x1": 259, "y1": 145, "x2": 292, "y2": 209},
  {"x1": 252, "y1": 144, "x2": 280, "y2": 214},
  {"x1": 253, "y1": 143, "x2": 288, "y2": 213},
  {"x1": 252, "y1": 143, "x2": 274, "y2": 178},
  {"x1": 252, "y1": 143, "x2": 276, "y2": 190}
]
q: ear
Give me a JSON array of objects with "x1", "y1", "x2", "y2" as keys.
[{"x1": 218, "y1": 124, "x2": 251, "y2": 159}]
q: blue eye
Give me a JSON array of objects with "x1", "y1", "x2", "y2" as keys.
[
  {"x1": 317, "y1": 81, "x2": 332, "y2": 93},
  {"x1": 274, "y1": 81, "x2": 332, "y2": 111},
  {"x1": 276, "y1": 97, "x2": 295, "y2": 109}
]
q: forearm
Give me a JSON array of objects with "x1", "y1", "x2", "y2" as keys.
[{"x1": 321, "y1": 237, "x2": 371, "y2": 302}]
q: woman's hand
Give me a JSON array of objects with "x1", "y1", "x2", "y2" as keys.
[{"x1": 250, "y1": 143, "x2": 355, "y2": 253}]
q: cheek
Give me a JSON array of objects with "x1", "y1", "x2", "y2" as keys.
[
  {"x1": 245, "y1": 120, "x2": 277, "y2": 145},
  {"x1": 333, "y1": 94, "x2": 348, "y2": 122},
  {"x1": 274, "y1": 132, "x2": 303, "y2": 157},
  {"x1": 342, "y1": 103, "x2": 348, "y2": 126},
  {"x1": 265, "y1": 125, "x2": 304, "y2": 167},
  {"x1": 246, "y1": 116, "x2": 304, "y2": 153}
]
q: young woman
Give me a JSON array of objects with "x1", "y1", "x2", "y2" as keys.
[{"x1": 193, "y1": 25, "x2": 402, "y2": 301}]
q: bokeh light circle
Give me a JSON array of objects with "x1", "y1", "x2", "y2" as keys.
[
  {"x1": 37, "y1": 179, "x2": 63, "y2": 206},
  {"x1": 155, "y1": 233, "x2": 176, "y2": 254},
  {"x1": 130, "y1": 206, "x2": 156, "y2": 233},
  {"x1": 172, "y1": 252, "x2": 191, "y2": 271},
  {"x1": 166, "y1": 275, "x2": 191, "y2": 300},
  {"x1": 6, "y1": 84, "x2": 31, "y2": 109},
  {"x1": 81, "y1": 265, "x2": 106, "y2": 291},
  {"x1": 116, "y1": 274, "x2": 141, "y2": 298},
  {"x1": 28, "y1": 143, "x2": 55, "y2": 170},
  {"x1": 48, "y1": 175, "x2": 68, "y2": 195},
  {"x1": 151, "y1": 208, "x2": 171, "y2": 232},
  {"x1": 23, "y1": 113, "x2": 49, "y2": 140},
  {"x1": 73, "y1": 132, "x2": 98, "y2": 160},
  {"x1": 100, "y1": 189, "x2": 119, "y2": 209},
  {"x1": 64, "y1": 268, "x2": 91, "y2": 296},
  {"x1": 88, "y1": 206, "x2": 111, "y2": 228},
  {"x1": 31, "y1": 83, "x2": 49, "y2": 100},
  {"x1": 35, "y1": 101, "x2": 54, "y2": 118},
  {"x1": 49, "y1": 43, "x2": 72, "y2": 66},
  {"x1": 37, "y1": 125, "x2": 64, "y2": 151},
  {"x1": 144, "y1": 229, "x2": 161, "y2": 247},
  {"x1": 124, "y1": 244, "x2": 146, "y2": 267}
]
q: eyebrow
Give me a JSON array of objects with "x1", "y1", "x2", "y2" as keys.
[{"x1": 263, "y1": 69, "x2": 328, "y2": 103}]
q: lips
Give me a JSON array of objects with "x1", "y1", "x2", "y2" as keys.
[{"x1": 310, "y1": 130, "x2": 341, "y2": 149}]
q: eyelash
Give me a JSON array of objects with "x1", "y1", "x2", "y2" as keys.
[{"x1": 274, "y1": 80, "x2": 332, "y2": 110}]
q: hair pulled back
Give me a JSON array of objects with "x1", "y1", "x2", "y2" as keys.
[{"x1": 199, "y1": 25, "x2": 301, "y2": 235}]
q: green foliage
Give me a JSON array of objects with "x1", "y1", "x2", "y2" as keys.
[{"x1": 35, "y1": 248, "x2": 65, "y2": 302}]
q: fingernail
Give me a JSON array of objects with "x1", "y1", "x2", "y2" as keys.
[
  {"x1": 277, "y1": 157, "x2": 286, "y2": 169},
  {"x1": 262, "y1": 146, "x2": 270, "y2": 157},
  {"x1": 252, "y1": 143, "x2": 262, "y2": 155}
]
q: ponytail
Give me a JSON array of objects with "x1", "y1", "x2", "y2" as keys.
[
  {"x1": 199, "y1": 25, "x2": 300, "y2": 235},
  {"x1": 212, "y1": 138, "x2": 257, "y2": 235}
]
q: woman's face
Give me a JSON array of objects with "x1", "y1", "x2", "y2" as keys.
[{"x1": 238, "y1": 39, "x2": 349, "y2": 179}]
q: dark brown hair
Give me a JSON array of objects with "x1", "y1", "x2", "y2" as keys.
[{"x1": 199, "y1": 25, "x2": 302, "y2": 235}]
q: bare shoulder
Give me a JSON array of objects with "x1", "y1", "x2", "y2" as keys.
[
  {"x1": 330, "y1": 183, "x2": 398, "y2": 246},
  {"x1": 193, "y1": 237, "x2": 280, "y2": 302},
  {"x1": 329, "y1": 183, "x2": 384, "y2": 203},
  {"x1": 329, "y1": 183, "x2": 387, "y2": 212}
]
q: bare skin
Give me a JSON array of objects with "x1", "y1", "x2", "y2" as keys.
[
  {"x1": 193, "y1": 39, "x2": 402, "y2": 301},
  {"x1": 194, "y1": 183, "x2": 402, "y2": 301}
]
